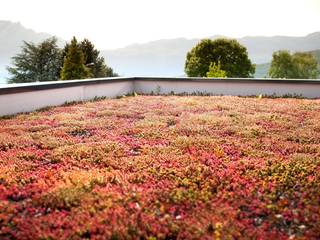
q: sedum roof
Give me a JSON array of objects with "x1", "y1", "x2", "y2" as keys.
[{"x1": 0, "y1": 95, "x2": 319, "y2": 239}]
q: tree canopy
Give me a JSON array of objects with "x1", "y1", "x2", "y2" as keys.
[
  {"x1": 7, "y1": 37, "x2": 62, "y2": 83},
  {"x1": 7, "y1": 37, "x2": 118, "y2": 83},
  {"x1": 206, "y1": 61, "x2": 227, "y2": 78},
  {"x1": 60, "y1": 37, "x2": 90, "y2": 80},
  {"x1": 185, "y1": 38, "x2": 255, "y2": 78},
  {"x1": 62, "y1": 38, "x2": 118, "y2": 78},
  {"x1": 269, "y1": 50, "x2": 318, "y2": 79}
]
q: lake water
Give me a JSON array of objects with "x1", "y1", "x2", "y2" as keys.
[
  {"x1": 0, "y1": 71, "x2": 8, "y2": 85},
  {"x1": 0, "y1": 79, "x2": 7, "y2": 85}
]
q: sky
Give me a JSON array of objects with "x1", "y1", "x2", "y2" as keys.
[{"x1": 2, "y1": 0, "x2": 320, "y2": 49}]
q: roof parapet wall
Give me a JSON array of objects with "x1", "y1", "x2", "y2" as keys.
[{"x1": 0, "y1": 77, "x2": 319, "y2": 116}]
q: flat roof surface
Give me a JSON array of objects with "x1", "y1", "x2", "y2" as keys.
[{"x1": 0, "y1": 96, "x2": 319, "y2": 239}]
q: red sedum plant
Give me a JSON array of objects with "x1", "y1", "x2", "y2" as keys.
[{"x1": 0, "y1": 96, "x2": 319, "y2": 239}]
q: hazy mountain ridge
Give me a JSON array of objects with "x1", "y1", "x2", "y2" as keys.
[
  {"x1": 102, "y1": 32, "x2": 320, "y2": 77},
  {"x1": 238, "y1": 34, "x2": 320, "y2": 64},
  {"x1": 101, "y1": 38, "x2": 199, "y2": 77},
  {"x1": 0, "y1": 20, "x2": 320, "y2": 81},
  {"x1": 0, "y1": 20, "x2": 64, "y2": 83}
]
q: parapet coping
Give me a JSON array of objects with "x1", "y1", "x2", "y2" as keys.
[{"x1": 1, "y1": 77, "x2": 320, "y2": 95}]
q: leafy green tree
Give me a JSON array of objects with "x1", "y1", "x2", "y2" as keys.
[
  {"x1": 60, "y1": 37, "x2": 90, "y2": 80},
  {"x1": 206, "y1": 61, "x2": 227, "y2": 78},
  {"x1": 62, "y1": 38, "x2": 118, "y2": 78},
  {"x1": 185, "y1": 38, "x2": 255, "y2": 77},
  {"x1": 7, "y1": 37, "x2": 62, "y2": 83},
  {"x1": 292, "y1": 52, "x2": 318, "y2": 79},
  {"x1": 269, "y1": 50, "x2": 296, "y2": 78},
  {"x1": 269, "y1": 50, "x2": 318, "y2": 79}
]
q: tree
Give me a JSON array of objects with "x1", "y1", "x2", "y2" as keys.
[
  {"x1": 269, "y1": 50, "x2": 318, "y2": 79},
  {"x1": 269, "y1": 50, "x2": 296, "y2": 78},
  {"x1": 62, "y1": 38, "x2": 118, "y2": 78},
  {"x1": 206, "y1": 61, "x2": 227, "y2": 78},
  {"x1": 292, "y1": 52, "x2": 318, "y2": 79},
  {"x1": 7, "y1": 37, "x2": 62, "y2": 83},
  {"x1": 60, "y1": 37, "x2": 90, "y2": 80},
  {"x1": 104, "y1": 66, "x2": 119, "y2": 77},
  {"x1": 185, "y1": 38, "x2": 255, "y2": 77},
  {"x1": 80, "y1": 39, "x2": 102, "y2": 77}
]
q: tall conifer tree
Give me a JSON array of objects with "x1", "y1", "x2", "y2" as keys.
[
  {"x1": 60, "y1": 37, "x2": 90, "y2": 80},
  {"x1": 62, "y1": 38, "x2": 118, "y2": 78}
]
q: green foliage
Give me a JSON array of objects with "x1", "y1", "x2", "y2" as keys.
[
  {"x1": 185, "y1": 38, "x2": 255, "y2": 77},
  {"x1": 269, "y1": 51, "x2": 294, "y2": 78},
  {"x1": 308, "y1": 49, "x2": 320, "y2": 77},
  {"x1": 292, "y1": 52, "x2": 318, "y2": 79},
  {"x1": 62, "y1": 38, "x2": 118, "y2": 78},
  {"x1": 206, "y1": 61, "x2": 227, "y2": 78},
  {"x1": 269, "y1": 50, "x2": 318, "y2": 79},
  {"x1": 7, "y1": 37, "x2": 62, "y2": 83},
  {"x1": 306, "y1": 49, "x2": 320, "y2": 66},
  {"x1": 60, "y1": 37, "x2": 90, "y2": 80},
  {"x1": 80, "y1": 39, "x2": 118, "y2": 78}
]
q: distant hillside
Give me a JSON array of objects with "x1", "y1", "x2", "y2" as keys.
[
  {"x1": 255, "y1": 63, "x2": 271, "y2": 78},
  {"x1": 255, "y1": 49, "x2": 320, "y2": 78},
  {"x1": 307, "y1": 49, "x2": 320, "y2": 63},
  {"x1": 238, "y1": 33, "x2": 320, "y2": 64},
  {"x1": 101, "y1": 38, "x2": 199, "y2": 77},
  {"x1": 102, "y1": 33, "x2": 320, "y2": 77},
  {"x1": 0, "y1": 20, "x2": 64, "y2": 83},
  {"x1": 1, "y1": 20, "x2": 320, "y2": 79}
]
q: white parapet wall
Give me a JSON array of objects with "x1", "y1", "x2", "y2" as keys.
[
  {"x1": 0, "y1": 78, "x2": 134, "y2": 116},
  {"x1": 0, "y1": 77, "x2": 320, "y2": 116},
  {"x1": 134, "y1": 77, "x2": 320, "y2": 98}
]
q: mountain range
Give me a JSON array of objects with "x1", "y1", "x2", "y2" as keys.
[
  {"x1": 101, "y1": 33, "x2": 320, "y2": 77},
  {"x1": 0, "y1": 20, "x2": 64, "y2": 83},
  {"x1": 0, "y1": 20, "x2": 320, "y2": 83}
]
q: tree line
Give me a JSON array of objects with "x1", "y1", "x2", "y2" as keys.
[
  {"x1": 269, "y1": 50, "x2": 318, "y2": 79},
  {"x1": 184, "y1": 38, "x2": 319, "y2": 79},
  {"x1": 7, "y1": 37, "x2": 118, "y2": 83},
  {"x1": 7, "y1": 37, "x2": 319, "y2": 83}
]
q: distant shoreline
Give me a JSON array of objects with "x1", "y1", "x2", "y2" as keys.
[{"x1": 0, "y1": 79, "x2": 7, "y2": 84}]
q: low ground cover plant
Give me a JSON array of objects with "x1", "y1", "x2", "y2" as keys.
[{"x1": 0, "y1": 96, "x2": 319, "y2": 239}]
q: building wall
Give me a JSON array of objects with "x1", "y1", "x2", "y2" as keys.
[
  {"x1": 134, "y1": 78, "x2": 320, "y2": 98},
  {"x1": 0, "y1": 80, "x2": 133, "y2": 116},
  {"x1": 0, "y1": 77, "x2": 319, "y2": 116}
]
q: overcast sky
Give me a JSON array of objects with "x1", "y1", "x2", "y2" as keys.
[{"x1": 2, "y1": 0, "x2": 320, "y2": 49}]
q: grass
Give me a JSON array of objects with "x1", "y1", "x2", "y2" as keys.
[{"x1": 0, "y1": 95, "x2": 319, "y2": 239}]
